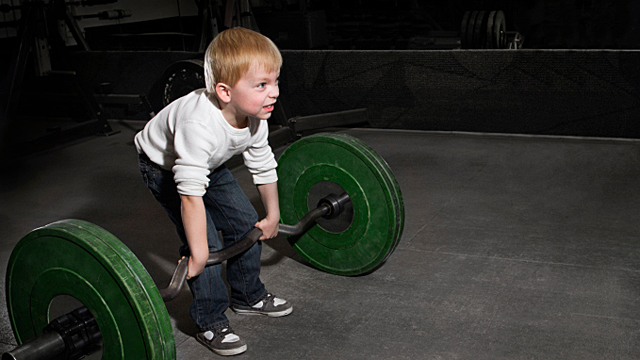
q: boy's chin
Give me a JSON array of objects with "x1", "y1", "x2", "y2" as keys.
[{"x1": 259, "y1": 112, "x2": 273, "y2": 119}]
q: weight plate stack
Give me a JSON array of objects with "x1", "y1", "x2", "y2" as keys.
[
  {"x1": 461, "y1": 9, "x2": 507, "y2": 49},
  {"x1": 277, "y1": 133, "x2": 404, "y2": 276},
  {"x1": 5, "y1": 219, "x2": 175, "y2": 360}
]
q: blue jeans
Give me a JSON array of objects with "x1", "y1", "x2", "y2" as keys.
[{"x1": 138, "y1": 153, "x2": 267, "y2": 331}]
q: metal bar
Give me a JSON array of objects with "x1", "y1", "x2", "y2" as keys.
[
  {"x1": 278, "y1": 205, "x2": 330, "y2": 237},
  {"x1": 1, "y1": 332, "x2": 65, "y2": 360},
  {"x1": 62, "y1": 4, "x2": 90, "y2": 51},
  {"x1": 160, "y1": 204, "x2": 332, "y2": 302},
  {"x1": 289, "y1": 108, "x2": 368, "y2": 133},
  {"x1": 94, "y1": 94, "x2": 145, "y2": 105},
  {"x1": 160, "y1": 228, "x2": 264, "y2": 301}
]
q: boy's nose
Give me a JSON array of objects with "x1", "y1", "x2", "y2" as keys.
[{"x1": 270, "y1": 86, "x2": 279, "y2": 99}]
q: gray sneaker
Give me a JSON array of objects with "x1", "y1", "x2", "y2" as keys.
[
  {"x1": 196, "y1": 326, "x2": 247, "y2": 356},
  {"x1": 232, "y1": 293, "x2": 293, "y2": 317}
]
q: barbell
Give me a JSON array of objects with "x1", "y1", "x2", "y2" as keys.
[{"x1": 3, "y1": 133, "x2": 404, "y2": 360}]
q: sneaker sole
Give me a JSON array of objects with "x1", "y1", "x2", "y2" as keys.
[
  {"x1": 232, "y1": 306, "x2": 293, "y2": 317},
  {"x1": 196, "y1": 336, "x2": 247, "y2": 356}
]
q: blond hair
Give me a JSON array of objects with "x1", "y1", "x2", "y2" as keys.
[{"x1": 204, "y1": 27, "x2": 282, "y2": 92}]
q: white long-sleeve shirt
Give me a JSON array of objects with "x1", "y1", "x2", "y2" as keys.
[{"x1": 134, "y1": 89, "x2": 278, "y2": 196}]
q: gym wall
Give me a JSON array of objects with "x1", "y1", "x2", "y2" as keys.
[
  {"x1": 278, "y1": 50, "x2": 640, "y2": 139},
  {"x1": 70, "y1": 50, "x2": 640, "y2": 139}
]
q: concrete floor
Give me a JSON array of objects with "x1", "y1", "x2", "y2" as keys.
[{"x1": 1, "y1": 123, "x2": 639, "y2": 359}]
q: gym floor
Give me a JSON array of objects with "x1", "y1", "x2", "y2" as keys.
[{"x1": 1, "y1": 122, "x2": 639, "y2": 359}]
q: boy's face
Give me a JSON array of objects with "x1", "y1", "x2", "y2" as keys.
[{"x1": 228, "y1": 64, "x2": 280, "y2": 121}]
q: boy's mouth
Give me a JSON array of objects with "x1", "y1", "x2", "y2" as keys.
[{"x1": 263, "y1": 104, "x2": 275, "y2": 112}]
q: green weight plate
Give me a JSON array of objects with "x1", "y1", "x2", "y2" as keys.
[
  {"x1": 278, "y1": 134, "x2": 403, "y2": 275},
  {"x1": 278, "y1": 133, "x2": 404, "y2": 276},
  {"x1": 330, "y1": 133, "x2": 405, "y2": 259},
  {"x1": 5, "y1": 219, "x2": 175, "y2": 359},
  {"x1": 324, "y1": 133, "x2": 404, "y2": 254}
]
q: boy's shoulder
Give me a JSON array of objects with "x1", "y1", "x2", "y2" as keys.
[
  {"x1": 168, "y1": 89, "x2": 217, "y2": 118},
  {"x1": 173, "y1": 88, "x2": 208, "y2": 108}
]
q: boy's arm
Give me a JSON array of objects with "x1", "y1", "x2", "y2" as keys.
[
  {"x1": 255, "y1": 182, "x2": 280, "y2": 240},
  {"x1": 180, "y1": 195, "x2": 209, "y2": 278}
]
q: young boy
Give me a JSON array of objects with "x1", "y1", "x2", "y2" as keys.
[{"x1": 135, "y1": 27, "x2": 292, "y2": 356}]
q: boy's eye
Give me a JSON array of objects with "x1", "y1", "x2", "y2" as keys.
[{"x1": 257, "y1": 83, "x2": 266, "y2": 88}]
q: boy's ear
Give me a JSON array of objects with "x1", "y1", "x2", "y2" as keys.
[{"x1": 215, "y1": 83, "x2": 231, "y2": 103}]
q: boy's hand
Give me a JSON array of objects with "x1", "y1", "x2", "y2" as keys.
[
  {"x1": 255, "y1": 216, "x2": 280, "y2": 240},
  {"x1": 186, "y1": 253, "x2": 207, "y2": 279}
]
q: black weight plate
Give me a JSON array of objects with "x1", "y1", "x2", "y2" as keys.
[
  {"x1": 160, "y1": 59, "x2": 206, "y2": 108},
  {"x1": 460, "y1": 11, "x2": 471, "y2": 49},
  {"x1": 473, "y1": 11, "x2": 487, "y2": 49},
  {"x1": 466, "y1": 11, "x2": 479, "y2": 49},
  {"x1": 5, "y1": 220, "x2": 175, "y2": 359},
  {"x1": 486, "y1": 11, "x2": 497, "y2": 49},
  {"x1": 491, "y1": 10, "x2": 507, "y2": 49}
]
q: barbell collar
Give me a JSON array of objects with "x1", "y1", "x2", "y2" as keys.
[{"x1": 317, "y1": 192, "x2": 350, "y2": 219}]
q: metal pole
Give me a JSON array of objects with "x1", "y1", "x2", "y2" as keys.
[{"x1": 1, "y1": 332, "x2": 66, "y2": 360}]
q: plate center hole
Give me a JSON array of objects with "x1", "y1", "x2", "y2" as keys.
[
  {"x1": 307, "y1": 181, "x2": 353, "y2": 233},
  {"x1": 48, "y1": 295, "x2": 103, "y2": 359}
]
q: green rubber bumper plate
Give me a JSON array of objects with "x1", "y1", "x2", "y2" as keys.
[
  {"x1": 278, "y1": 133, "x2": 404, "y2": 276},
  {"x1": 5, "y1": 219, "x2": 175, "y2": 359}
]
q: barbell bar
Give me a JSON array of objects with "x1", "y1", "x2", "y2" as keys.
[{"x1": 159, "y1": 192, "x2": 350, "y2": 302}]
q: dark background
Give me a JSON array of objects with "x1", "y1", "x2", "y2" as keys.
[
  {"x1": 1, "y1": 0, "x2": 640, "y2": 157},
  {"x1": 7, "y1": 0, "x2": 634, "y2": 51}
]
